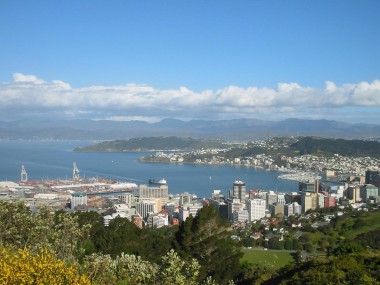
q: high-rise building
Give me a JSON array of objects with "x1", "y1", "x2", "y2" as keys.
[
  {"x1": 226, "y1": 198, "x2": 245, "y2": 221},
  {"x1": 178, "y1": 192, "x2": 193, "y2": 206},
  {"x1": 301, "y1": 193, "x2": 318, "y2": 213},
  {"x1": 266, "y1": 191, "x2": 277, "y2": 209},
  {"x1": 135, "y1": 200, "x2": 157, "y2": 221},
  {"x1": 277, "y1": 193, "x2": 286, "y2": 205},
  {"x1": 139, "y1": 184, "x2": 168, "y2": 200},
  {"x1": 20, "y1": 165, "x2": 28, "y2": 182},
  {"x1": 209, "y1": 196, "x2": 228, "y2": 220},
  {"x1": 299, "y1": 180, "x2": 319, "y2": 194},
  {"x1": 71, "y1": 192, "x2": 87, "y2": 210},
  {"x1": 178, "y1": 207, "x2": 189, "y2": 223},
  {"x1": 347, "y1": 186, "x2": 361, "y2": 202},
  {"x1": 366, "y1": 170, "x2": 380, "y2": 188},
  {"x1": 233, "y1": 209, "x2": 249, "y2": 223},
  {"x1": 118, "y1": 193, "x2": 134, "y2": 207},
  {"x1": 231, "y1": 181, "x2": 246, "y2": 202},
  {"x1": 360, "y1": 184, "x2": 379, "y2": 201},
  {"x1": 246, "y1": 199, "x2": 266, "y2": 222},
  {"x1": 317, "y1": 193, "x2": 325, "y2": 208},
  {"x1": 324, "y1": 196, "x2": 336, "y2": 208},
  {"x1": 268, "y1": 203, "x2": 285, "y2": 216}
]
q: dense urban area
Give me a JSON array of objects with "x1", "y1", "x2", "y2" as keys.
[{"x1": 1, "y1": 136, "x2": 380, "y2": 284}]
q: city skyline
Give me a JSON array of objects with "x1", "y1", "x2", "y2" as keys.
[{"x1": 1, "y1": 0, "x2": 379, "y2": 123}]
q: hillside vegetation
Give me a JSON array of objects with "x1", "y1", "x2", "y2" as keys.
[
  {"x1": 74, "y1": 137, "x2": 228, "y2": 152},
  {"x1": 1, "y1": 201, "x2": 380, "y2": 284},
  {"x1": 289, "y1": 136, "x2": 380, "y2": 158}
]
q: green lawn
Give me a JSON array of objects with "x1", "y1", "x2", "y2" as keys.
[{"x1": 241, "y1": 249, "x2": 294, "y2": 269}]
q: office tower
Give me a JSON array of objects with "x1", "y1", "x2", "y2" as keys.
[
  {"x1": 299, "y1": 179, "x2": 319, "y2": 193},
  {"x1": 366, "y1": 170, "x2": 380, "y2": 188},
  {"x1": 360, "y1": 184, "x2": 379, "y2": 201},
  {"x1": 301, "y1": 193, "x2": 318, "y2": 213},
  {"x1": 266, "y1": 191, "x2": 278, "y2": 209},
  {"x1": 246, "y1": 199, "x2": 266, "y2": 222},
  {"x1": 231, "y1": 180, "x2": 246, "y2": 201},
  {"x1": 139, "y1": 184, "x2": 168, "y2": 199},
  {"x1": 135, "y1": 200, "x2": 157, "y2": 221},
  {"x1": 226, "y1": 198, "x2": 245, "y2": 221},
  {"x1": 324, "y1": 196, "x2": 336, "y2": 208},
  {"x1": 71, "y1": 192, "x2": 87, "y2": 210},
  {"x1": 118, "y1": 193, "x2": 134, "y2": 207}
]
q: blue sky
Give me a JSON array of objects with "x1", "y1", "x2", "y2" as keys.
[{"x1": 0, "y1": 0, "x2": 379, "y2": 123}]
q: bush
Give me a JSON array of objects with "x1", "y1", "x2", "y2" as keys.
[{"x1": 0, "y1": 247, "x2": 90, "y2": 285}]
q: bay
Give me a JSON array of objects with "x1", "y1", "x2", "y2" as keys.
[{"x1": 0, "y1": 140, "x2": 298, "y2": 198}]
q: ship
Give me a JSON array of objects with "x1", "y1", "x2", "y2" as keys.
[{"x1": 148, "y1": 178, "x2": 167, "y2": 185}]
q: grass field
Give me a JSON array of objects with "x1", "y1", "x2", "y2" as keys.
[{"x1": 241, "y1": 249, "x2": 295, "y2": 269}]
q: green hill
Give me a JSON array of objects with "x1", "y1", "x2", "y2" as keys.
[
  {"x1": 290, "y1": 136, "x2": 380, "y2": 158},
  {"x1": 74, "y1": 137, "x2": 228, "y2": 152}
]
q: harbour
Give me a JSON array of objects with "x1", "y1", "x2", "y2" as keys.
[{"x1": 0, "y1": 140, "x2": 299, "y2": 198}]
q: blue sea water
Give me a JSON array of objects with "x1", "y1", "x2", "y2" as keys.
[{"x1": 0, "y1": 140, "x2": 298, "y2": 198}]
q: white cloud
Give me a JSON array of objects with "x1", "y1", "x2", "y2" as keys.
[
  {"x1": 13, "y1": 73, "x2": 45, "y2": 84},
  {"x1": 1, "y1": 73, "x2": 380, "y2": 122}
]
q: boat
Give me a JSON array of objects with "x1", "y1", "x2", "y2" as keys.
[{"x1": 148, "y1": 178, "x2": 167, "y2": 185}]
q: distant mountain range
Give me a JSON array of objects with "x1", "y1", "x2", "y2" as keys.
[{"x1": 0, "y1": 118, "x2": 380, "y2": 141}]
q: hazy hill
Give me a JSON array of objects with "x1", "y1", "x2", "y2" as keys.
[
  {"x1": 74, "y1": 137, "x2": 228, "y2": 152},
  {"x1": 1, "y1": 118, "x2": 380, "y2": 141}
]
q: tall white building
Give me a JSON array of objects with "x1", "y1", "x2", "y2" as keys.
[
  {"x1": 233, "y1": 209, "x2": 249, "y2": 223},
  {"x1": 246, "y1": 199, "x2": 266, "y2": 222},
  {"x1": 227, "y1": 198, "x2": 245, "y2": 221},
  {"x1": 21, "y1": 165, "x2": 28, "y2": 182},
  {"x1": 135, "y1": 200, "x2": 157, "y2": 221},
  {"x1": 71, "y1": 192, "x2": 87, "y2": 210},
  {"x1": 179, "y1": 207, "x2": 190, "y2": 223},
  {"x1": 277, "y1": 194, "x2": 286, "y2": 205},
  {"x1": 139, "y1": 184, "x2": 168, "y2": 200},
  {"x1": 118, "y1": 193, "x2": 134, "y2": 207},
  {"x1": 285, "y1": 202, "x2": 302, "y2": 217}
]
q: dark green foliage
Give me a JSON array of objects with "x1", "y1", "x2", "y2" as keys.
[
  {"x1": 263, "y1": 254, "x2": 380, "y2": 285},
  {"x1": 290, "y1": 136, "x2": 380, "y2": 158},
  {"x1": 330, "y1": 241, "x2": 365, "y2": 256},
  {"x1": 77, "y1": 213, "x2": 173, "y2": 263},
  {"x1": 174, "y1": 205, "x2": 243, "y2": 284},
  {"x1": 356, "y1": 228, "x2": 380, "y2": 249},
  {"x1": 236, "y1": 262, "x2": 277, "y2": 285}
]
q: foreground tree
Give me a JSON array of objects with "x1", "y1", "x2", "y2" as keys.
[
  {"x1": 83, "y1": 249, "x2": 214, "y2": 285},
  {"x1": 0, "y1": 201, "x2": 90, "y2": 261},
  {"x1": 174, "y1": 205, "x2": 243, "y2": 284}
]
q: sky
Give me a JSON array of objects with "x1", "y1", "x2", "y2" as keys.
[{"x1": 0, "y1": 0, "x2": 380, "y2": 124}]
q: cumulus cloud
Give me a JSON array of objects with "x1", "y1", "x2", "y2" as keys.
[
  {"x1": 1, "y1": 73, "x2": 380, "y2": 122},
  {"x1": 13, "y1": 73, "x2": 45, "y2": 84}
]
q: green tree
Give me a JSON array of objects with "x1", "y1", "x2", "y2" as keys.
[
  {"x1": 174, "y1": 205, "x2": 242, "y2": 284},
  {"x1": 0, "y1": 201, "x2": 89, "y2": 261}
]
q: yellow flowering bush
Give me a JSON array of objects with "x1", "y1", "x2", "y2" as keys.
[{"x1": 0, "y1": 247, "x2": 90, "y2": 285}]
